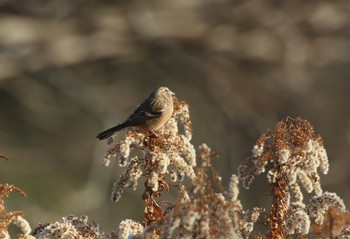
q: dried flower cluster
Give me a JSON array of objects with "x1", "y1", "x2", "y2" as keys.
[
  {"x1": 1, "y1": 155, "x2": 34, "y2": 239},
  {"x1": 161, "y1": 144, "x2": 242, "y2": 239},
  {"x1": 103, "y1": 97, "x2": 197, "y2": 227},
  {"x1": 0, "y1": 183, "x2": 34, "y2": 239},
  {"x1": 310, "y1": 207, "x2": 350, "y2": 238},
  {"x1": 337, "y1": 225, "x2": 350, "y2": 239},
  {"x1": 118, "y1": 219, "x2": 143, "y2": 239},
  {"x1": 308, "y1": 192, "x2": 346, "y2": 225},
  {"x1": 239, "y1": 117, "x2": 328, "y2": 196},
  {"x1": 33, "y1": 215, "x2": 116, "y2": 239},
  {"x1": 238, "y1": 117, "x2": 348, "y2": 238},
  {"x1": 240, "y1": 207, "x2": 264, "y2": 237}
]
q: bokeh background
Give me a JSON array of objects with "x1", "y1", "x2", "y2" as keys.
[{"x1": 0, "y1": 0, "x2": 349, "y2": 232}]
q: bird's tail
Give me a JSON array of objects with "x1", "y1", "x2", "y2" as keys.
[{"x1": 96, "y1": 123, "x2": 128, "y2": 140}]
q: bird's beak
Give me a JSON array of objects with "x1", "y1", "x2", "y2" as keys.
[{"x1": 170, "y1": 90, "x2": 175, "y2": 96}]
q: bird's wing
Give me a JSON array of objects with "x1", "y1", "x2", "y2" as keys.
[{"x1": 126, "y1": 102, "x2": 163, "y2": 126}]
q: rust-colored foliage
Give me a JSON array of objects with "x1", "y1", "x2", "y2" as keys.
[
  {"x1": 172, "y1": 98, "x2": 192, "y2": 132},
  {"x1": 266, "y1": 117, "x2": 322, "y2": 238},
  {"x1": 0, "y1": 184, "x2": 27, "y2": 238},
  {"x1": 238, "y1": 117, "x2": 347, "y2": 238},
  {"x1": 310, "y1": 208, "x2": 350, "y2": 238},
  {"x1": 142, "y1": 175, "x2": 169, "y2": 230}
]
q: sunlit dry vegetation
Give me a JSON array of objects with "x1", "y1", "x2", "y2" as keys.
[{"x1": 2, "y1": 98, "x2": 348, "y2": 238}]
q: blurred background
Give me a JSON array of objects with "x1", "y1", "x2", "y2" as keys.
[{"x1": 0, "y1": 0, "x2": 349, "y2": 232}]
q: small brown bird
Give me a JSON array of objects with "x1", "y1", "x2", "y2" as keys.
[{"x1": 97, "y1": 86, "x2": 175, "y2": 140}]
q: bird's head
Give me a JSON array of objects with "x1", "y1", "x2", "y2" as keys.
[{"x1": 155, "y1": 86, "x2": 175, "y2": 99}]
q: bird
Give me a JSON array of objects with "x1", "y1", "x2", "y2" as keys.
[{"x1": 97, "y1": 86, "x2": 175, "y2": 140}]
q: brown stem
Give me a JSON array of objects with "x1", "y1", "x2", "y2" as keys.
[{"x1": 268, "y1": 167, "x2": 288, "y2": 239}]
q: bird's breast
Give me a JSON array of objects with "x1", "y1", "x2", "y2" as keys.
[{"x1": 142, "y1": 106, "x2": 173, "y2": 131}]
